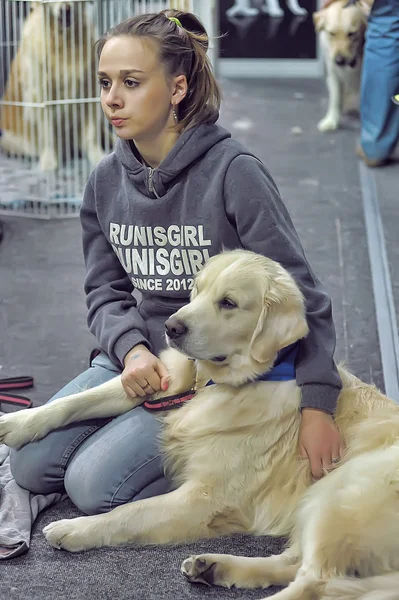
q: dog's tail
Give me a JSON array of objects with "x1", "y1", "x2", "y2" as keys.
[{"x1": 323, "y1": 572, "x2": 399, "y2": 600}]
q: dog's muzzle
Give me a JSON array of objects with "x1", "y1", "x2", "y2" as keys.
[{"x1": 335, "y1": 54, "x2": 357, "y2": 68}]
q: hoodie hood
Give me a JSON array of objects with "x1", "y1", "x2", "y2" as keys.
[{"x1": 115, "y1": 112, "x2": 231, "y2": 197}]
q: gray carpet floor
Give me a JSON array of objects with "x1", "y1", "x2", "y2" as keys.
[{"x1": 0, "y1": 77, "x2": 396, "y2": 598}]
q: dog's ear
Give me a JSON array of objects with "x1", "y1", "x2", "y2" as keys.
[
  {"x1": 313, "y1": 10, "x2": 326, "y2": 31},
  {"x1": 249, "y1": 280, "x2": 309, "y2": 364},
  {"x1": 357, "y1": 0, "x2": 372, "y2": 18}
]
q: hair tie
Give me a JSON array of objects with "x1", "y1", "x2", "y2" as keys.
[{"x1": 168, "y1": 16, "x2": 183, "y2": 28}]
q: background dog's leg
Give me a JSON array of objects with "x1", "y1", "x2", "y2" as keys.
[
  {"x1": 182, "y1": 546, "x2": 301, "y2": 589},
  {"x1": 43, "y1": 481, "x2": 216, "y2": 552},
  {"x1": 0, "y1": 376, "x2": 135, "y2": 449},
  {"x1": 82, "y1": 120, "x2": 107, "y2": 167},
  {"x1": 318, "y1": 70, "x2": 341, "y2": 132},
  {"x1": 39, "y1": 107, "x2": 58, "y2": 171}
]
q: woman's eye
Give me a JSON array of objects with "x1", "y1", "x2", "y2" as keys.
[
  {"x1": 98, "y1": 79, "x2": 110, "y2": 89},
  {"x1": 125, "y1": 79, "x2": 139, "y2": 88},
  {"x1": 219, "y1": 298, "x2": 237, "y2": 310}
]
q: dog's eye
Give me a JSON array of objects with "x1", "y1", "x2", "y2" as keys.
[
  {"x1": 327, "y1": 31, "x2": 336, "y2": 36},
  {"x1": 219, "y1": 298, "x2": 237, "y2": 310},
  {"x1": 347, "y1": 31, "x2": 357, "y2": 37}
]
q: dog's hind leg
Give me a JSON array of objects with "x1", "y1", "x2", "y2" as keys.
[{"x1": 181, "y1": 545, "x2": 301, "y2": 590}]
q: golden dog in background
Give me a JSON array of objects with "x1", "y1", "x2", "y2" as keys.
[
  {"x1": 314, "y1": 0, "x2": 373, "y2": 132},
  {"x1": 0, "y1": 249, "x2": 399, "y2": 599},
  {"x1": 0, "y1": 2, "x2": 111, "y2": 171}
]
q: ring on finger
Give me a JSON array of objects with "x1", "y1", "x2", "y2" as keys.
[{"x1": 331, "y1": 457, "x2": 341, "y2": 464}]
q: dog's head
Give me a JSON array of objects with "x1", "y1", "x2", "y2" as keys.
[
  {"x1": 31, "y1": 2, "x2": 88, "y2": 29},
  {"x1": 165, "y1": 250, "x2": 309, "y2": 385},
  {"x1": 313, "y1": 0, "x2": 369, "y2": 68}
]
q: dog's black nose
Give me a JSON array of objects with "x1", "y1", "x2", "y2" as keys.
[
  {"x1": 335, "y1": 54, "x2": 346, "y2": 66},
  {"x1": 165, "y1": 317, "x2": 188, "y2": 340}
]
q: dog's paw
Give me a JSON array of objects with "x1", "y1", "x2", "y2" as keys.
[
  {"x1": 182, "y1": 554, "x2": 249, "y2": 589},
  {"x1": 317, "y1": 115, "x2": 340, "y2": 132},
  {"x1": 39, "y1": 149, "x2": 58, "y2": 171},
  {"x1": 0, "y1": 411, "x2": 40, "y2": 448},
  {"x1": 44, "y1": 517, "x2": 102, "y2": 552}
]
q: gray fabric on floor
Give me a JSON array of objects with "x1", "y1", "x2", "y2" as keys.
[
  {"x1": 0, "y1": 77, "x2": 391, "y2": 598},
  {"x1": 0, "y1": 431, "x2": 67, "y2": 559}
]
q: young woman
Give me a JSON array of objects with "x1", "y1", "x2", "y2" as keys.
[{"x1": 10, "y1": 9, "x2": 343, "y2": 515}]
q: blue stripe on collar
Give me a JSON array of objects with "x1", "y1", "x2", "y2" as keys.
[
  {"x1": 206, "y1": 341, "x2": 299, "y2": 386},
  {"x1": 254, "y1": 342, "x2": 298, "y2": 382}
]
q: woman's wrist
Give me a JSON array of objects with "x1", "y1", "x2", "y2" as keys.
[{"x1": 124, "y1": 344, "x2": 151, "y2": 367}]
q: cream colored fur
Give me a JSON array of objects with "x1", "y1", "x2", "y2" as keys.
[
  {"x1": 313, "y1": 0, "x2": 370, "y2": 132},
  {"x1": 0, "y1": 249, "x2": 398, "y2": 600},
  {"x1": 0, "y1": 2, "x2": 111, "y2": 171}
]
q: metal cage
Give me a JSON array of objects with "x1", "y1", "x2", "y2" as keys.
[{"x1": 0, "y1": 0, "x2": 215, "y2": 218}]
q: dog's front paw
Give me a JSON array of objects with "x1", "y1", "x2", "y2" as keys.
[
  {"x1": 0, "y1": 410, "x2": 41, "y2": 448},
  {"x1": 44, "y1": 516, "x2": 103, "y2": 552},
  {"x1": 317, "y1": 115, "x2": 340, "y2": 132}
]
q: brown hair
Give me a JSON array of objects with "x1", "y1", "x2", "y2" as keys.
[{"x1": 96, "y1": 9, "x2": 221, "y2": 130}]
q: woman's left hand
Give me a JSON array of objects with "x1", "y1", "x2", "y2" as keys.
[{"x1": 299, "y1": 408, "x2": 345, "y2": 480}]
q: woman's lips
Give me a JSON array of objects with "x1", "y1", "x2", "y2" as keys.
[{"x1": 111, "y1": 118, "x2": 126, "y2": 127}]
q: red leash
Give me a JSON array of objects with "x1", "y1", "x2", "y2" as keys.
[{"x1": 0, "y1": 376, "x2": 34, "y2": 410}]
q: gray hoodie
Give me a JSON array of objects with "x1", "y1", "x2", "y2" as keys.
[{"x1": 81, "y1": 116, "x2": 342, "y2": 414}]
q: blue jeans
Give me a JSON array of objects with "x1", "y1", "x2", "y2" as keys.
[
  {"x1": 9, "y1": 352, "x2": 170, "y2": 515},
  {"x1": 360, "y1": 0, "x2": 399, "y2": 160}
]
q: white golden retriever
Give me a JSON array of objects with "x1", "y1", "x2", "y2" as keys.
[
  {"x1": 1, "y1": 249, "x2": 399, "y2": 600},
  {"x1": 0, "y1": 1, "x2": 110, "y2": 171},
  {"x1": 314, "y1": 0, "x2": 372, "y2": 132}
]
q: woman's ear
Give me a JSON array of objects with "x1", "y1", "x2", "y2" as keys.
[{"x1": 171, "y1": 74, "x2": 188, "y2": 106}]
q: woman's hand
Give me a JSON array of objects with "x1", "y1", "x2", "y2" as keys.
[
  {"x1": 299, "y1": 408, "x2": 345, "y2": 480},
  {"x1": 122, "y1": 344, "x2": 170, "y2": 399}
]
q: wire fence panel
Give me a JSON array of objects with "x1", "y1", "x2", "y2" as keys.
[{"x1": 0, "y1": 0, "x2": 211, "y2": 219}]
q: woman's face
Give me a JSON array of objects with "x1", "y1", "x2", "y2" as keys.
[{"x1": 98, "y1": 36, "x2": 176, "y2": 142}]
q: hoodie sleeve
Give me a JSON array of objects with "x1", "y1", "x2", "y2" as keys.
[
  {"x1": 224, "y1": 154, "x2": 342, "y2": 415},
  {"x1": 80, "y1": 178, "x2": 151, "y2": 366}
]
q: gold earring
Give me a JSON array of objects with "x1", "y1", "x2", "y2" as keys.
[{"x1": 172, "y1": 106, "x2": 178, "y2": 124}]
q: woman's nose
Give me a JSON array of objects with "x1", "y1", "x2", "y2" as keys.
[{"x1": 105, "y1": 87, "x2": 123, "y2": 108}]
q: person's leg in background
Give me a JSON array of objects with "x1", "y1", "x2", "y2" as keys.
[{"x1": 357, "y1": 0, "x2": 399, "y2": 167}]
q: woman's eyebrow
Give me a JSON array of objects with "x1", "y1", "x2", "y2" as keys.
[{"x1": 97, "y1": 69, "x2": 145, "y2": 77}]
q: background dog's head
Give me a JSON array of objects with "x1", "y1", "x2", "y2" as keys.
[
  {"x1": 31, "y1": 2, "x2": 89, "y2": 29},
  {"x1": 313, "y1": 0, "x2": 369, "y2": 68},
  {"x1": 165, "y1": 250, "x2": 309, "y2": 385}
]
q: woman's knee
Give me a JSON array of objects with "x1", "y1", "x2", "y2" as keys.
[
  {"x1": 64, "y1": 443, "x2": 169, "y2": 515},
  {"x1": 59, "y1": 396, "x2": 166, "y2": 515},
  {"x1": 10, "y1": 444, "x2": 64, "y2": 494}
]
